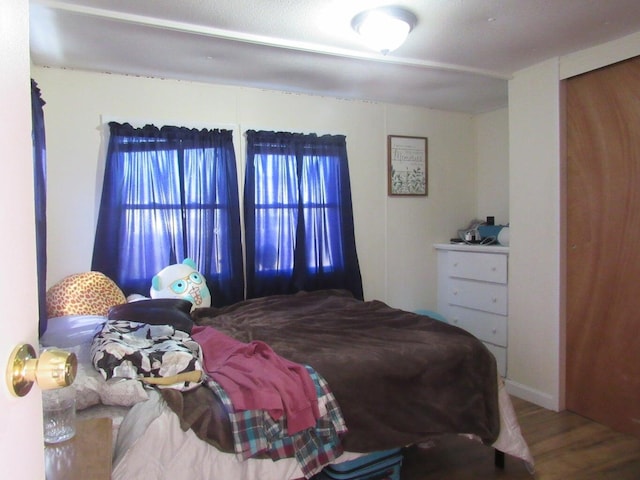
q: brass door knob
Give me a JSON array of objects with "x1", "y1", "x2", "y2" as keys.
[{"x1": 6, "y1": 344, "x2": 77, "y2": 397}]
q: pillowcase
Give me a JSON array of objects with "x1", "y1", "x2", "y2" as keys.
[
  {"x1": 107, "y1": 298, "x2": 194, "y2": 334},
  {"x1": 40, "y1": 314, "x2": 107, "y2": 348},
  {"x1": 46, "y1": 271, "x2": 126, "y2": 318}
]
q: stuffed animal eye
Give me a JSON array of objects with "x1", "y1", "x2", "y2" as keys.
[
  {"x1": 170, "y1": 279, "x2": 188, "y2": 294},
  {"x1": 189, "y1": 272, "x2": 203, "y2": 284}
]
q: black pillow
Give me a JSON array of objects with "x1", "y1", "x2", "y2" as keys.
[{"x1": 107, "y1": 298, "x2": 194, "y2": 334}]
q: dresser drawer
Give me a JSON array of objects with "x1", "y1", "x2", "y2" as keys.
[
  {"x1": 446, "y1": 251, "x2": 507, "y2": 284},
  {"x1": 447, "y1": 305, "x2": 507, "y2": 347},
  {"x1": 446, "y1": 278, "x2": 507, "y2": 315}
]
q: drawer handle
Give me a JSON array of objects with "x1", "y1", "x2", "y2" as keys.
[
  {"x1": 453, "y1": 262, "x2": 458, "y2": 267},
  {"x1": 492, "y1": 328, "x2": 497, "y2": 334},
  {"x1": 453, "y1": 290, "x2": 458, "y2": 296},
  {"x1": 491, "y1": 267, "x2": 497, "y2": 272},
  {"x1": 492, "y1": 297, "x2": 497, "y2": 303}
]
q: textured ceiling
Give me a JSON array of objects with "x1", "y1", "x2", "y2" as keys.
[{"x1": 30, "y1": 0, "x2": 640, "y2": 113}]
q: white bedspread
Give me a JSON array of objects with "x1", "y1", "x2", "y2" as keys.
[
  {"x1": 112, "y1": 380, "x2": 534, "y2": 480},
  {"x1": 112, "y1": 390, "x2": 363, "y2": 480},
  {"x1": 493, "y1": 380, "x2": 535, "y2": 472}
]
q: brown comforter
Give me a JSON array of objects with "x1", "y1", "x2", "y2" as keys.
[{"x1": 176, "y1": 289, "x2": 499, "y2": 453}]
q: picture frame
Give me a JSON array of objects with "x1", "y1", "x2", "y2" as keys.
[{"x1": 387, "y1": 135, "x2": 428, "y2": 196}]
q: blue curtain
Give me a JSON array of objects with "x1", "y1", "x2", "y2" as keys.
[
  {"x1": 92, "y1": 123, "x2": 244, "y2": 306},
  {"x1": 245, "y1": 130, "x2": 363, "y2": 300},
  {"x1": 31, "y1": 80, "x2": 48, "y2": 336}
]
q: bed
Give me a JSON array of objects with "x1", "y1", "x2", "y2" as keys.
[
  {"x1": 188, "y1": 289, "x2": 501, "y2": 449},
  {"x1": 44, "y1": 289, "x2": 534, "y2": 479}
]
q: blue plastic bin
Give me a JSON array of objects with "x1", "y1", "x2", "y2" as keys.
[
  {"x1": 315, "y1": 448, "x2": 403, "y2": 480},
  {"x1": 414, "y1": 309, "x2": 448, "y2": 324}
]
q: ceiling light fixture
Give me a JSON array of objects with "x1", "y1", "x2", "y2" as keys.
[{"x1": 351, "y1": 6, "x2": 417, "y2": 55}]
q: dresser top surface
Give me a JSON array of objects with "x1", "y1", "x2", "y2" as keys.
[{"x1": 434, "y1": 243, "x2": 509, "y2": 254}]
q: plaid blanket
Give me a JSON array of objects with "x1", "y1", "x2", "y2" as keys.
[{"x1": 204, "y1": 365, "x2": 347, "y2": 478}]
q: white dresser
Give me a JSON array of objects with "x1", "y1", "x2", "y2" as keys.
[{"x1": 434, "y1": 243, "x2": 509, "y2": 377}]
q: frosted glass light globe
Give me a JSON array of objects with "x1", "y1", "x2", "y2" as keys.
[
  {"x1": 355, "y1": 12, "x2": 411, "y2": 54},
  {"x1": 351, "y1": 7, "x2": 417, "y2": 55}
]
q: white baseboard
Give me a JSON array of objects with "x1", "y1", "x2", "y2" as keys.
[{"x1": 504, "y1": 378, "x2": 559, "y2": 411}]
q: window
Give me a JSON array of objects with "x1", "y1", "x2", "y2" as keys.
[
  {"x1": 244, "y1": 130, "x2": 363, "y2": 300},
  {"x1": 92, "y1": 123, "x2": 244, "y2": 306}
]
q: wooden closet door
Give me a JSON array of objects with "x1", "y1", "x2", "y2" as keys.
[{"x1": 566, "y1": 56, "x2": 640, "y2": 438}]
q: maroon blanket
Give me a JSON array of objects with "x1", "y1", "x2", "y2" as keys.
[{"x1": 187, "y1": 289, "x2": 500, "y2": 453}]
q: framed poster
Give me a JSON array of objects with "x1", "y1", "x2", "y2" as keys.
[{"x1": 387, "y1": 135, "x2": 428, "y2": 196}]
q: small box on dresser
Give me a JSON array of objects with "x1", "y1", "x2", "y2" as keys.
[{"x1": 435, "y1": 243, "x2": 509, "y2": 377}]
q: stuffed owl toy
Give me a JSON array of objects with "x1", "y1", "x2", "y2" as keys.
[{"x1": 150, "y1": 258, "x2": 211, "y2": 311}]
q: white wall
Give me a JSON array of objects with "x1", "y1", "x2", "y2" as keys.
[
  {"x1": 507, "y1": 31, "x2": 640, "y2": 410},
  {"x1": 508, "y1": 58, "x2": 562, "y2": 409},
  {"x1": 475, "y1": 108, "x2": 509, "y2": 226},
  {"x1": 385, "y1": 105, "x2": 480, "y2": 310},
  {"x1": 32, "y1": 66, "x2": 486, "y2": 313}
]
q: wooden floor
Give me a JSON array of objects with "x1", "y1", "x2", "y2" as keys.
[{"x1": 400, "y1": 396, "x2": 640, "y2": 480}]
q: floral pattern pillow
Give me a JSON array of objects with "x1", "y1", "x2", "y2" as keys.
[{"x1": 91, "y1": 320, "x2": 203, "y2": 391}]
